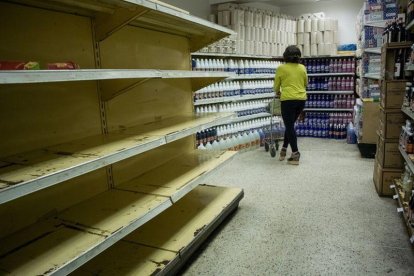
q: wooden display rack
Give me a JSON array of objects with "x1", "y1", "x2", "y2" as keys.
[
  {"x1": 391, "y1": 180, "x2": 414, "y2": 244},
  {"x1": 0, "y1": 1, "x2": 243, "y2": 275}
]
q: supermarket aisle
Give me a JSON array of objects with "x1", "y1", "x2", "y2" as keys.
[{"x1": 182, "y1": 138, "x2": 414, "y2": 275}]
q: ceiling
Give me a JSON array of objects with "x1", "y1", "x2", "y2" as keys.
[{"x1": 209, "y1": 0, "x2": 340, "y2": 7}]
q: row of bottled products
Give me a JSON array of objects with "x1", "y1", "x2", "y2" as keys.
[
  {"x1": 216, "y1": 117, "x2": 274, "y2": 137},
  {"x1": 397, "y1": 165, "x2": 414, "y2": 224},
  {"x1": 295, "y1": 122, "x2": 348, "y2": 139},
  {"x1": 296, "y1": 112, "x2": 354, "y2": 140},
  {"x1": 302, "y1": 112, "x2": 353, "y2": 125},
  {"x1": 196, "y1": 112, "x2": 355, "y2": 151},
  {"x1": 303, "y1": 58, "x2": 355, "y2": 74},
  {"x1": 308, "y1": 76, "x2": 354, "y2": 91},
  {"x1": 196, "y1": 117, "x2": 280, "y2": 146},
  {"x1": 383, "y1": 17, "x2": 408, "y2": 44},
  {"x1": 400, "y1": 120, "x2": 414, "y2": 154},
  {"x1": 196, "y1": 121, "x2": 286, "y2": 151},
  {"x1": 192, "y1": 58, "x2": 281, "y2": 74},
  {"x1": 197, "y1": 130, "x2": 262, "y2": 151},
  {"x1": 192, "y1": 58, "x2": 356, "y2": 75},
  {"x1": 403, "y1": 82, "x2": 414, "y2": 111},
  {"x1": 195, "y1": 100, "x2": 270, "y2": 114},
  {"x1": 295, "y1": 112, "x2": 356, "y2": 139},
  {"x1": 305, "y1": 94, "x2": 355, "y2": 109},
  {"x1": 393, "y1": 47, "x2": 411, "y2": 80},
  {"x1": 194, "y1": 80, "x2": 274, "y2": 101}
]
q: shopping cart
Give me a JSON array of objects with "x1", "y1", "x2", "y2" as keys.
[{"x1": 263, "y1": 95, "x2": 284, "y2": 158}]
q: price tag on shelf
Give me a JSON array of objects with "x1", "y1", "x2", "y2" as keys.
[
  {"x1": 390, "y1": 185, "x2": 395, "y2": 189},
  {"x1": 410, "y1": 235, "x2": 414, "y2": 244},
  {"x1": 393, "y1": 195, "x2": 398, "y2": 200},
  {"x1": 397, "y1": 207, "x2": 404, "y2": 213}
]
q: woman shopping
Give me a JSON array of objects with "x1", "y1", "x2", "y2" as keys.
[{"x1": 274, "y1": 45, "x2": 307, "y2": 165}]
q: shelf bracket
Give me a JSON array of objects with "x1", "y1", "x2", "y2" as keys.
[
  {"x1": 94, "y1": 6, "x2": 149, "y2": 42},
  {"x1": 101, "y1": 78, "x2": 152, "y2": 101}
]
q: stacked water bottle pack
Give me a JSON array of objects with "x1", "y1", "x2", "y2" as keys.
[
  {"x1": 295, "y1": 112, "x2": 353, "y2": 139},
  {"x1": 305, "y1": 94, "x2": 355, "y2": 109},
  {"x1": 303, "y1": 57, "x2": 355, "y2": 73},
  {"x1": 194, "y1": 80, "x2": 274, "y2": 102},
  {"x1": 195, "y1": 99, "x2": 271, "y2": 117},
  {"x1": 192, "y1": 58, "x2": 281, "y2": 74},
  {"x1": 308, "y1": 76, "x2": 354, "y2": 91},
  {"x1": 196, "y1": 116, "x2": 284, "y2": 151}
]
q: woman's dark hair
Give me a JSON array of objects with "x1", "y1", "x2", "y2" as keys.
[{"x1": 283, "y1": 45, "x2": 301, "y2": 63}]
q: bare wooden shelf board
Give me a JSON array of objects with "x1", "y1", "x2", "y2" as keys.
[
  {"x1": 0, "y1": 151, "x2": 237, "y2": 275},
  {"x1": 0, "y1": 70, "x2": 235, "y2": 102},
  {"x1": 116, "y1": 150, "x2": 237, "y2": 203},
  {"x1": 6, "y1": 0, "x2": 234, "y2": 51},
  {"x1": 0, "y1": 113, "x2": 234, "y2": 204},
  {"x1": 72, "y1": 241, "x2": 179, "y2": 276},
  {"x1": 73, "y1": 184, "x2": 244, "y2": 276}
]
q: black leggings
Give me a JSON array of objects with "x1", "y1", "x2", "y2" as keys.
[{"x1": 281, "y1": 100, "x2": 306, "y2": 152}]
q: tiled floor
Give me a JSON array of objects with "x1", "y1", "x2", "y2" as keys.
[{"x1": 181, "y1": 138, "x2": 414, "y2": 275}]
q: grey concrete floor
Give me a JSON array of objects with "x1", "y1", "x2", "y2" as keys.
[{"x1": 182, "y1": 138, "x2": 414, "y2": 275}]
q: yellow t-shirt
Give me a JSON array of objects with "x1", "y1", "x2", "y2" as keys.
[{"x1": 274, "y1": 63, "x2": 308, "y2": 101}]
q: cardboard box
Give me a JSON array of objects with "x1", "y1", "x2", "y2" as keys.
[
  {"x1": 373, "y1": 159, "x2": 402, "y2": 196},
  {"x1": 360, "y1": 101, "x2": 379, "y2": 144},
  {"x1": 378, "y1": 108, "x2": 405, "y2": 139},
  {"x1": 380, "y1": 80, "x2": 406, "y2": 109},
  {"x1": 376, "y1": 134, "x2": 403, "y2": 169}
]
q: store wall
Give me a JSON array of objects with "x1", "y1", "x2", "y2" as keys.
[
  {"x1": 160, "y1": 0, "x2": 362, "y2": 44},
  {"x1": 280, "y1": 0, "x2": 364, "y2": 45},
  {"x1": 238, "y1": 2, "x2": 280, "y2": 13},
  {"x1": 161, "y1": 0, "x2": 211, "y2": 20}
]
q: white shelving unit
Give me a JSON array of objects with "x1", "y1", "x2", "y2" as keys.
[
  {"x1": 192, "y1": 52, "x2": 281, "y2": 59},
  {"x1": 364, "y1": 47, "x2": 381, "y2": 54},
  {"x1": 308, "y1": 73, "x2": 355, "y2": 77},
  {"x1": 231, "y1": 112, "x2": 272, "y2": 123},
  {"x1": 0, "y1": 1, "x2": 243, "y2": 275},
  {"x1": 406, "y1": 19, "x2": 414, "y2": 30},
  {"x1": 194, "y1": 93, "x2": 274, "y2": 106},
  {"x1": 306, "y1": 91, "x2": 354, "y2": 95},
  {"x1": 190, "y1": 52, "x2": 280, "y2": 133},
  {"x1": 402, "y1": 106, "x2": 414, "y2": 120},
  {"x1": 363, "y1": 73, "x2": 381, "y2": 80},
  {"x1": 303, "y1": 108, "x2": 354, "y2": 112},
  {"x1": 226, "y1": 74, "x2": 274, "y2": 80},
  {"x1": 364, "y1": 20, "x2": 387, "y2": 28}
]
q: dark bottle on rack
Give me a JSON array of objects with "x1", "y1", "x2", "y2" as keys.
[
  {"x1": 383, "y1": 22, "x2": 389, "y2": 45},
  {"x1": 395, "y1": 49, "x2": 404, "y2": 79},
  {"x1": 391, "y1": 19, "x2": 399, "y2": 43},
  {"x1": 398, "y1": 18, "x2": 406, "y2": 42}
]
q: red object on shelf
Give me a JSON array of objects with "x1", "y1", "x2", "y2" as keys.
[
  {"x1": 47, "y1": 62, "x2": 80, "y2": 70},
  {"x1": 0, "y1": 61, "x2": 39, "y2": 70}
]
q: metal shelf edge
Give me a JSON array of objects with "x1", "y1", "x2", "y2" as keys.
[
  {"x1": 0, "y1": 114, "x2": 235, "y2": 205},
  {"x1": 402, "y1": 106, "x2": 414, "y2": 121},
  {"x1": 399, "y1": 146, "x2": 414, "y2": 174},
  {"x1": 53, "y1": 198, "x2": 173, "y2": 275}
]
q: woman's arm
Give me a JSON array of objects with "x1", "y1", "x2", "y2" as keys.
[{"x1": 274, "y1": 69, "x2": 282, "y2": 97}]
